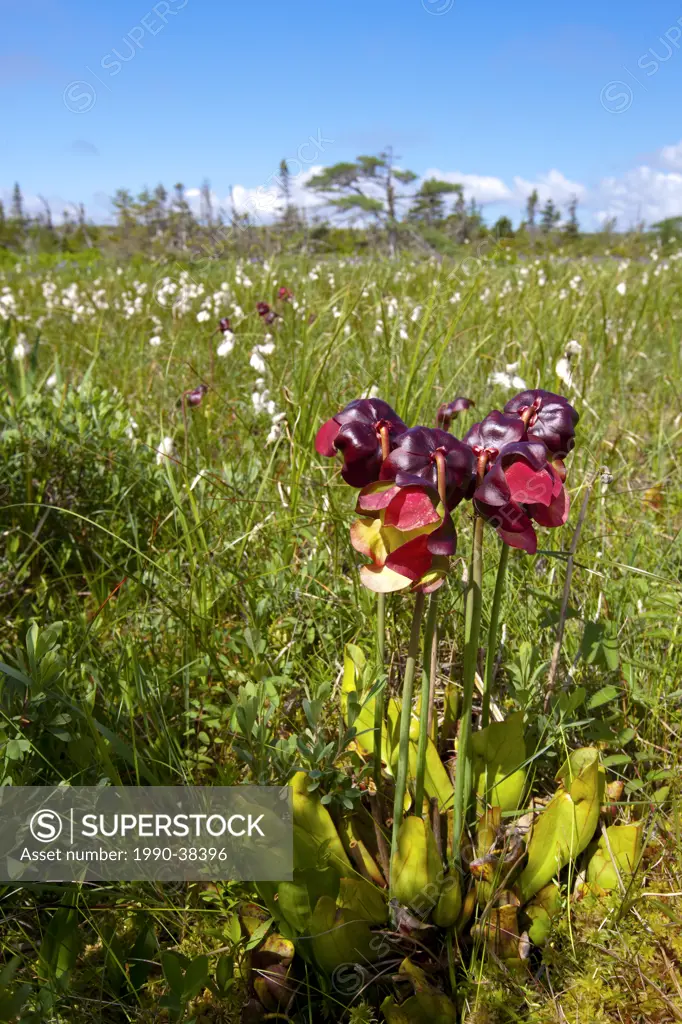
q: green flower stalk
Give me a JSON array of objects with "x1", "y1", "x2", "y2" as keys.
[
  {"x1": 451, "y1": 465, "x2": 486, "y2": 864},
  {"x1": 390, "y1": 591, "x2": 425, "y2": 862},
  {"x1": 481, "y1": 539, "x2": 509, "y2": 728}
]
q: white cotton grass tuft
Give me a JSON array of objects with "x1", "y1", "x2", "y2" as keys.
[
  {"x1": 487, "y1": 366, "x2": 527, "y2": 391},
  {"x1": 12, "y1": 334, "x2": 29, "y2": 360},
  {"x1": 616, "y1": 281, "x2": 627, "y2": 296},
  {"x1": 217, "y1": 331, "x2": 234, "y2": 357},
  {"x1": 555, "y1": 358, "x2": 574, "y2": 389},
  {"x1": 156, "y1": 436, "x2": 176, "y2": 465},
  {"x1": 555, "y1": 339, "x2": 582, "y2": 391},
  {"x1": 148, "y1": 335, "x2": 162, "y2": 347}
]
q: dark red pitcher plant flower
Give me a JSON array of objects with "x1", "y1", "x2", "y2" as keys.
[
  {"x1": 352, "y1": 476, "x2": 457, "y2": 592},
  {"x1": 504, "y1": 388, "x2": 579, "y2": 457},
  {"x1": 464, "y1": 410, "x2": 570, "y2": 553},
  {"x1": 315, "y1": 398, "x2": 407, "y2": 487}
]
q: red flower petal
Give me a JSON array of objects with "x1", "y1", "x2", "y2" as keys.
[
  {"x1": 504, "y1": 459, "x2": 553, "y2": 507},
  {"x1": 529, "y1": 484, "x2": 570, "y2": 527},
  {"x1": 315, "y1": 418, "x2": 340, "y2": 457},
  {"x1": 385, "y1": 535, "x2": 433, "y2": 581},
  {"x1": 357, "y1": 482, "x2": 400, "y2": 512},
  {"x1": 497, "y1": 524, "x2": 537, "y2": 553},
  {"x1": 384, "y1": 487, "x2": 441, "y2": 531}
]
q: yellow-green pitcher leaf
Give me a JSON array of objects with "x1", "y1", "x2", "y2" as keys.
[
  {"x1": 390, "y1": 816, "x2": 442, "y2": 915},
  {"x1": 472, "y1": 711, "x2": 527, "y2": 812},
  {"x1": 381, "y1": 993, "x2": 459, "y2": 1022},
  {"x1": 432, "y1": 872, "x2": 462, "y2": 928},
  {"x1": 518, "y1": 747, "x2": 603, "y2": 902},
  {"x1": 337, "y1": 877, "x2": 388, "y2": 926},
  {"x1": 586, "y1": 822, "x2": 643, "y2": 892},
  {"x1": 303, "y1": 896, "x2": 377, "y2": 975}
]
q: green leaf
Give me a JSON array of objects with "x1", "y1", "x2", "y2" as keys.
[
  {"x1": 161, "y1": 952, "x2": 185, "y2": 995},
  {"x1": 471, "y1": 711, "x2": 527, "y2": 812},
  {"x1": 381, "y1": 992, "x2": 459, "y2": 1022},
  {"x1": 302, "y1": 896, "x2": 377, "y2": 974},
  {"x1": 336, "y1": 877, "x2": 387, "y2": 926},
  {"x1": 586, "y1": 823, "x2": 643, "y2": 892},
  {"x1": 390, "y1": 817, "x2": 441, "y2": 915},
  {"x1": 518, "y1": 747, "x2": 604, "y2": 902},
  {"x1": 588, "y1": 684, "x2": 620, "y2": 709},
  {"x1": 39, "y1": 895, "x2": 81, "y2": 984}
]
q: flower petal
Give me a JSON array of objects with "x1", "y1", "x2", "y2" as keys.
[
  {"x1": 504, "y1": 460, "x2": 554, "y2": 507},
  {"x1": 529, "y1": 484, "x2": 570, "y2": 527},
  {"x1": 350, "y1": 518, "x2": 388, "y2": 564},
  {"x1": 360, "y1": 564, "x2": 412, "y2": 592},
  {"x1": 497, "y1": 524, "x2": 537, "y2": 554},
  {"x1": 384, "y1": 487, "x2": 441, "y2": 531},
  {"x1": 356, "y1": 480, "x2": 400, "y2": 513},
  {"x1": 426, "y1": 514, "x2": 457, "y2": 556},
  {"x1": 315, "y1": 418, "x2": 340, "y2": 457},
  {"x1": 385, "y1": 535, "x2": 433, "y2": 581}
]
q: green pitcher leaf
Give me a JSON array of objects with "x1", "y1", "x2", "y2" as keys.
[
  {"x1": 518, "y1": 747, "x2": 604, "y2": 902},
  {"x1": 471, "y1": 711, "x2": 527, "y2": 812},
  {"x1": 432, "y1": 871, "x2": 462, "y2": 928},
  {"x1": 337, "y1": 876, "x2": 388, "y2": 926},
  {"x1": 302, "y1": 895, "x2": 377, "y2": 974},
  {"x1": 524, "y1": 882, "x2": 562, "y2": 946},
  {"x1": 381, "y1": 992, "x2": 459, "y2": 1022},
  {"x1": 390, "y1": 816, "x2": 442, "y2": 915},
  {"x1": 586, "y1": 822, "x2": 643, "y2": 892}
]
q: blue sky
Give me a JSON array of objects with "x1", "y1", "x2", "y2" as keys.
[{"x1": 3, "y1": 0, "x2": 682, "y2": 227}]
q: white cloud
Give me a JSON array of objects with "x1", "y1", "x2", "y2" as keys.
[
  {"x1": 512, "y1": 169, "x2": 586, "y2": 205},
  {"x1": 421, "y1": 168, "x2": 512, "y2": 204},
  {"x1": 594, "y1": 164, "x2": 682, "y2": 226},
  {"x1": 659, "y1": 141, "x2": 682, "y2": 170},
  {"x1": 181, "y1": 165, "x2": 327, "y2": 224}
]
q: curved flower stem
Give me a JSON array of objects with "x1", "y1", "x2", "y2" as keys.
[
  {"x1": 451, "y1": 514, "x2": 484, "y2": 867},
  {"x1": 481, "y1": 540, "x2": 509, "y2": 729},
  {"x1": 390, "y1": 591, "x2": 426, "y2": 863},
  {"x1": 413, "y1": 591, "x2": 439, "y2": 817},
  {"x1": 372, "y1": 591, "x2": 386, "y2": 792},
  {"x1": 372, "y1": 425, "x2": 391, "y2": 794}
]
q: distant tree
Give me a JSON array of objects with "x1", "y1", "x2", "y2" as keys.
[
  {"x1": 408, "y1": 178, "x2": 462, "y2": 225},
  {"x1": 171, "y1": 183, "x2": 194, "y2": 249},
  {"x1": 492, "y1": 215, "x2": 514, "y2": 239},
  {"x1": 10, "y1": 183, "x2": 24, "y2": 223},
  {"x1": 651, "y1": 216, "x2": 682, "y2": 245},
  {"x1": 278, "y1": 159, "x2": 301, "y2": 233},
  {"x1": 563, "y1": 195, "x2": 580, "y2": 238},
  {"x1": 153, "y1": 184, "x2": 168, "y2": 234},
  {"x1": 526, "y1": 189, "x2": 539, "y2": 230},
  {"x1": 200, "y1": 179, "x2": 214, "y2": 227},
  {"x1": 540, "y1": 198, "x2": 561, "y2": 234},
  {"x1": 37, "y1": 195, "x2": 53, "y2": 231},
  {"x1": 112, "y1": 189, "x2": 135, "y2": 239},
  {"x1": 306, "y1": 148, "x2": 417, "y2": 253}
]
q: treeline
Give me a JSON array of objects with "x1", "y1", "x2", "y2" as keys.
[{"x1": 2, "y1": 148, "x2": 679, "y2": 260}]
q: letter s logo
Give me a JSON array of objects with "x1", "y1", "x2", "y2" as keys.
[{"x1": 30, "y1": 809, "x2": 63, "y2": 843}]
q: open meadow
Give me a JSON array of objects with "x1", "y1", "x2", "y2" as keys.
[{"x1": 1, "y1": 249, "x2": 681, "y2": 1022}]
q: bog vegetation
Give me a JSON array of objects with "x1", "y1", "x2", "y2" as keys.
[{"x1": 0, "y1": 209, "x2": 681, "y2": 1023}]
